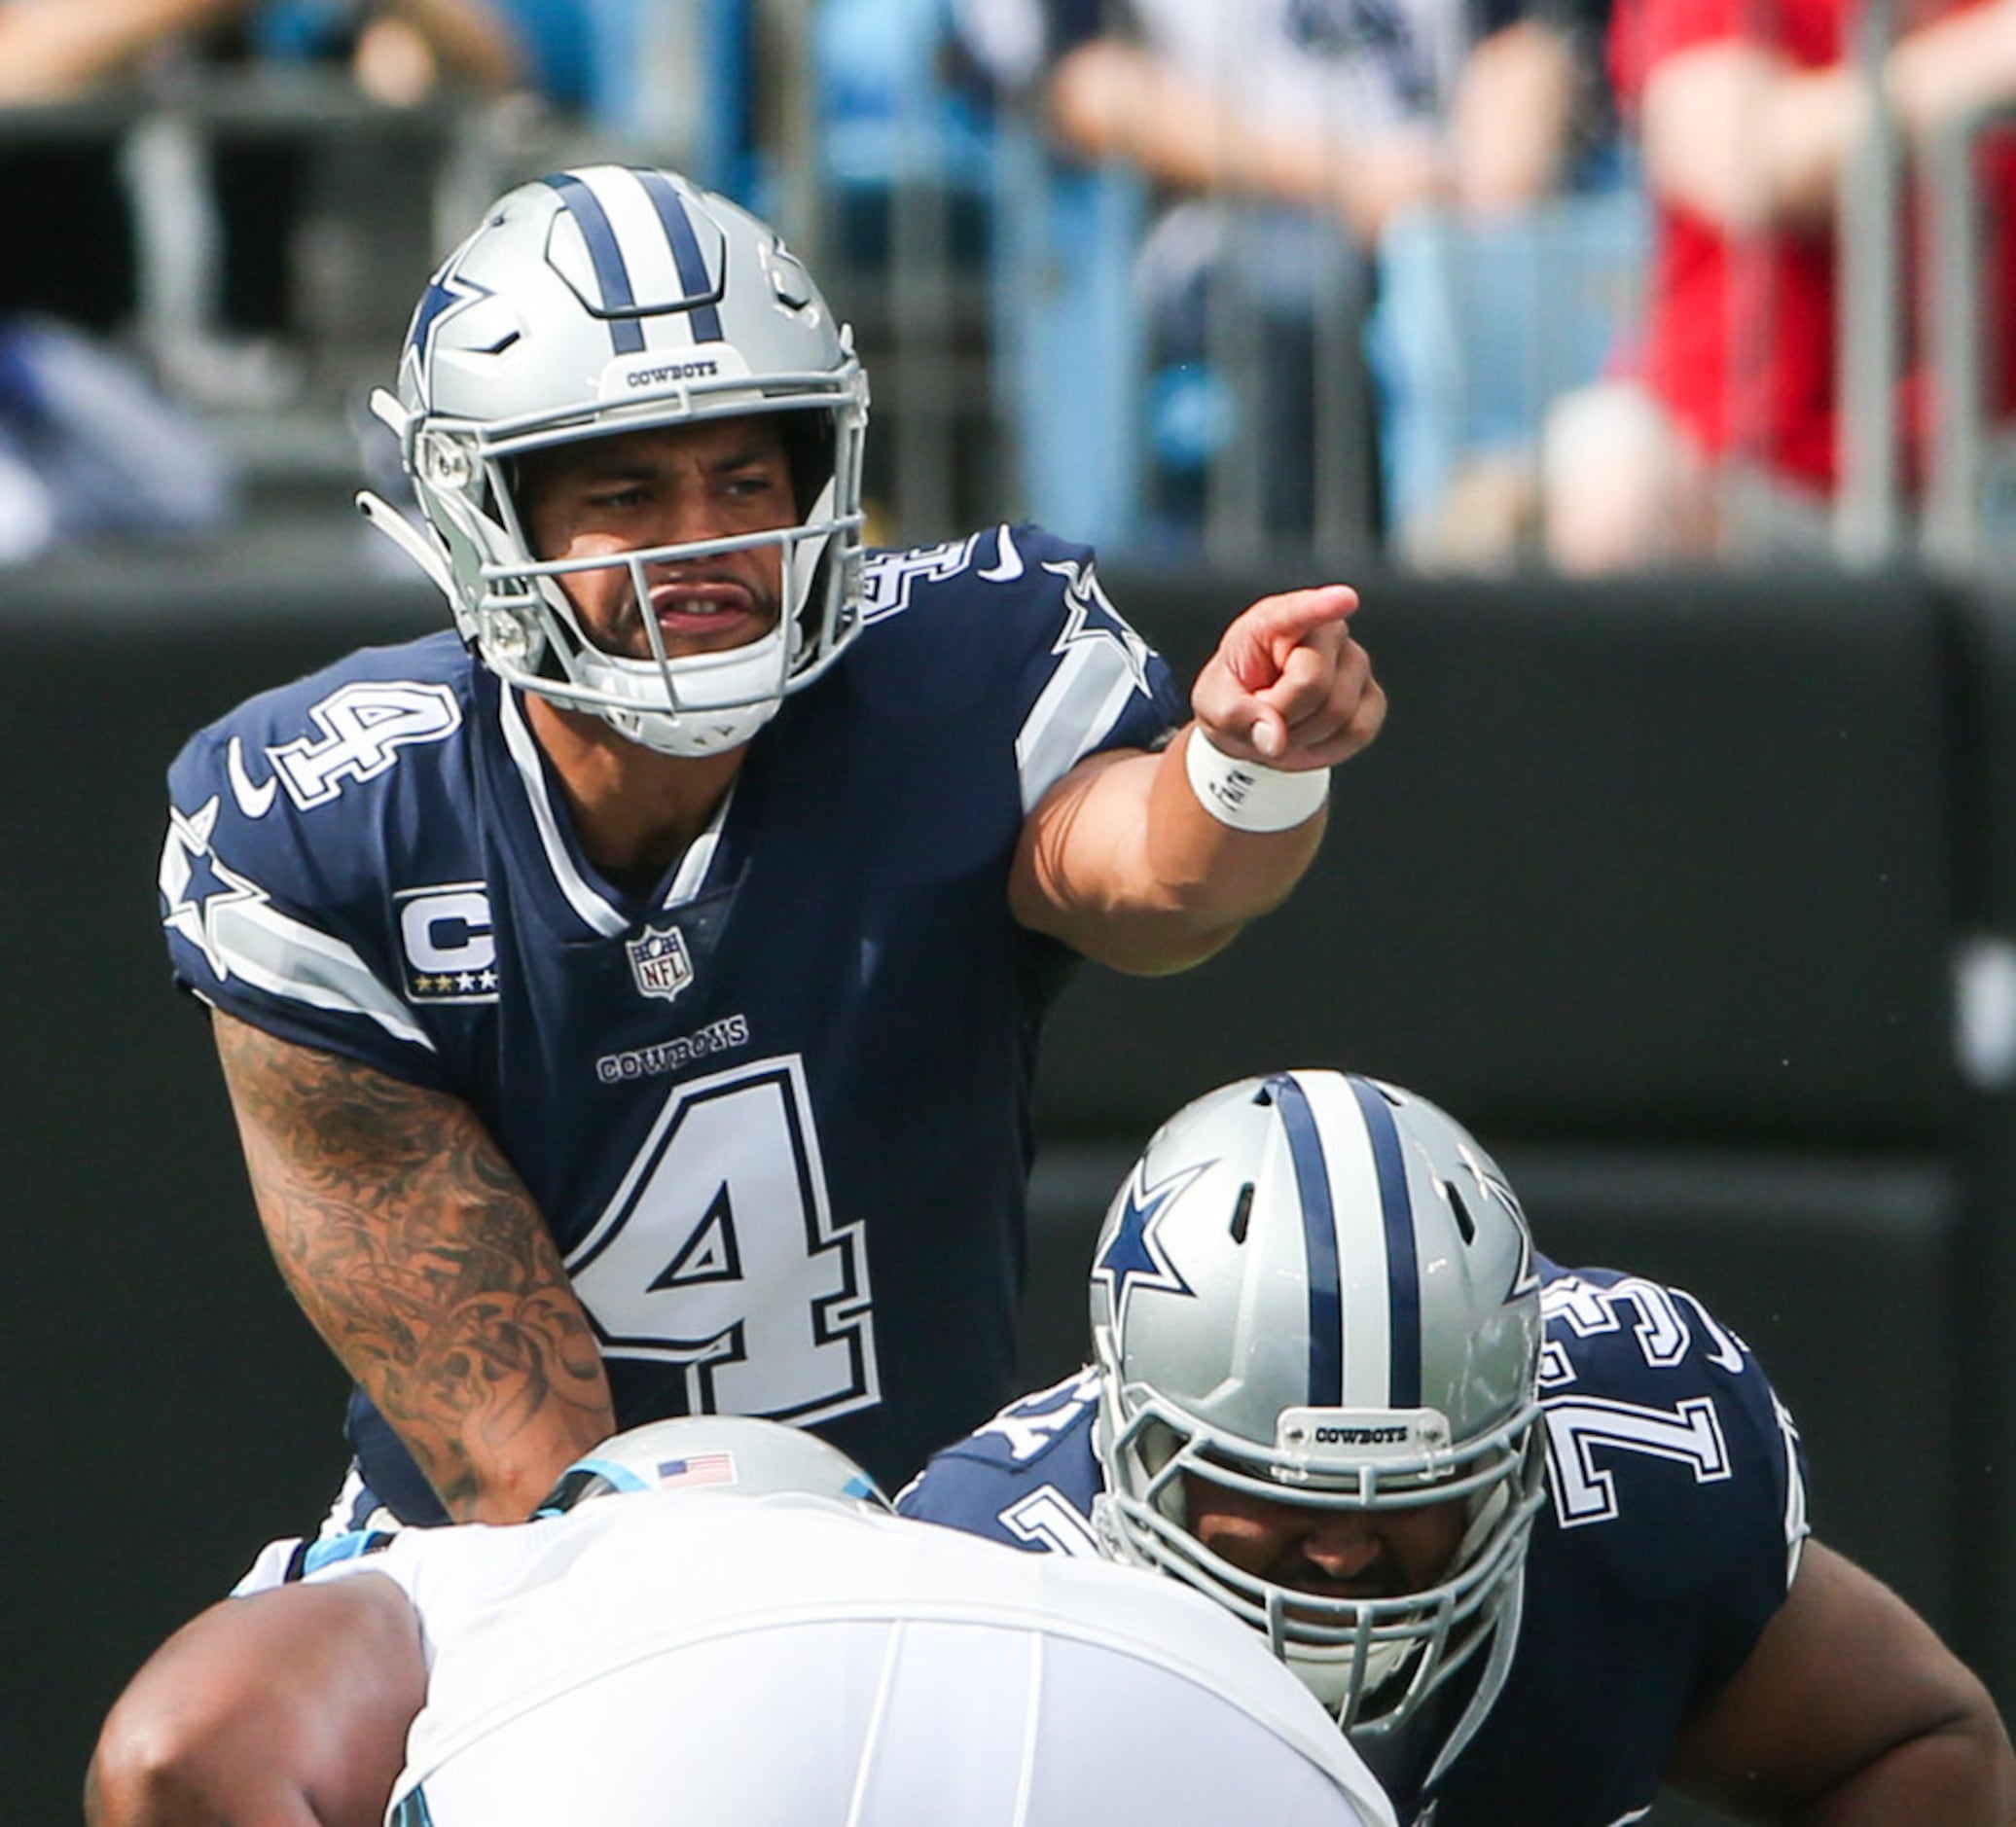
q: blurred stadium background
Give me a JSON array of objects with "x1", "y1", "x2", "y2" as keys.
[{"x1": 6, "y1": 2, "x2": 2016, "y2": 1819}]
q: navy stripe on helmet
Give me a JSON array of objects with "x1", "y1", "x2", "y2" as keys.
[
  {"x1": 635, "y1": 168, "x2": 726, "y2": 343},
  {"x1": 1267, "y1": 1072, "x2": 1343, "y2": 1407},
  {"x1": 1349, "y1": 1077, "x2": 1422, "y2": 1408},
  {"x1": 544, "y1": 172, "x2": 646, "y2": 355}
]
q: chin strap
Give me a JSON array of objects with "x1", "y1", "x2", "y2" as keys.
[
  {"x1": 367, "y1": 385, "x2": 406, "y2": 435},
  {"x1": 356, "y1": 386, "x2": 458, "y2": 606}
]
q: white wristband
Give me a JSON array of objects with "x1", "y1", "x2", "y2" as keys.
[{"x1": 1183, "y1": 727, "x2": 1331, "y2": 832}]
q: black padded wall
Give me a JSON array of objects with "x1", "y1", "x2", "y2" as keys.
[{"x1": 3, "y1": 542, "x2": 1996, "y2": 1815}]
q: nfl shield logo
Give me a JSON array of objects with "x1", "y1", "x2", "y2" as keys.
[{"x1": 627, "y1": 923, "x2": 695, "y2": 1002}]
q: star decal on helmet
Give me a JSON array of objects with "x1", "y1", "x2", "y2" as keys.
[
  {"x1": 1095, "y1": 1160, "x2": 1210, "y2": 1329},
  {"x1": 1042, "y1": 555, "x2": 1154, "y2": 697},
  {"x1": 402, "y1": 252, "x2": 494, "y2": 409},
  {"x1": 1461, "y1": 1140, "x2": 1540, "y2": 1298}
]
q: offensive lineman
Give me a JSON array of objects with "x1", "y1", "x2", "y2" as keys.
[
  {"x1": 156, "y1": 165, "x2": 1383, "y2": 1533},
  {"x1": 898, "y1": 1070, "x2": 2016, "y2": 1822},
  {"x1": 87, "y1": 1418, "x2": 1398, "y2": 1827}
]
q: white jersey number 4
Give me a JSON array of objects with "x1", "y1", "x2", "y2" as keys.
[{"x1": 565, "y1": 1057, "x2": 881, "y2": 1425}]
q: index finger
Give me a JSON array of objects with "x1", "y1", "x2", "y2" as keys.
[{"x1": 1219, "y1": 586, "x2": 1361, "y2": 691}]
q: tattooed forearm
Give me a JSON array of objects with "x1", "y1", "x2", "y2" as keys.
[{"x1": 212, "y1": 1011, "x2": 613, "y2": 1522}]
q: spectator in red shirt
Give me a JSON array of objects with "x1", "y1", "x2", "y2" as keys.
[{"x1": 1544, "y1": 0, "x2": 2016, "y2": 569}]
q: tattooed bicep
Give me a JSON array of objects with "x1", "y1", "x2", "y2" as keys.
[
  {"x1": 209, "y1": 1008, "x2": 554, "y2": 1277},
  {"x1": 213, "y1": 1011, "x2": 464, "y2": 1173}
]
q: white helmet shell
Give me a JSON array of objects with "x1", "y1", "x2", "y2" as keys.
[
  {"x1": 536, "y1": 1415, "x2": 891, "y2": 1516},
  {"x1": 372, "y1": 164, "x2": 869, "y2": 756},
  {"x1": 1089, "y1": 1070, "x2": 1545, "y2": 1737}
]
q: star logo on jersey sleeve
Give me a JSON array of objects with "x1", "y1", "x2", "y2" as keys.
[
  {"x1": 159, "y1": 796, "x2": 270, "y2": 983},
  {"x1": 1042, "y1": 555, "x2": 1154, "y2": 698},
  {"x1": 1094, "y1": 1161, "x2": 1209, "y2": 1329}
]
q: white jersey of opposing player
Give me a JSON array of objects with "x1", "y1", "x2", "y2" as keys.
[{"x1": 309, "y1": 1487, "x2": 1395, "y2": 1826}]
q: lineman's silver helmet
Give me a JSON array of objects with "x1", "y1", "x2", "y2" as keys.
[
  {"x1": 1089, "y1": 1070, "x2": 1545, "y2": 1736},
  {"x1": 363, "y1": 163, "x2": 869, "y2": 757}
]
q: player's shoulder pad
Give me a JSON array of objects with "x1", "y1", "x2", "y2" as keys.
[
  {"x1": 1538, "y1": 1261, "x2": 1775, "y2": 1406},
  {"x1": 897, "y1": 1368, "x2": 1102, "y2": 1501},
  {"x1": 167, "y1": 630, "x2": 476, "y2": 844},
  {"x1": 896, "y1": 1370, "x2": 1108, "y2": 1555},
  {"x1": 857, "y1": 523, "x2": 1103, "y2": 627},
  {"x1": 295, "y1": 1528, "x2": 402, "y2": 1580},
  {"x1": 846, "y1": 524, "x2": 1171, "y2": 741},
  {"x1": 172, "y1": 628, "x2": 472, "y2": 786},
  {"x1": 186, "y1": 627, "x2": 467, "y2": 742},
  {"x1": 1535, "y1": 1261, "x2": 1805, "y2": 1599}
]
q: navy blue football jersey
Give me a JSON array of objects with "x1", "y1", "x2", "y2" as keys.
[
  {"x1": 897, "y1": 1258, "x2": 1808, "y2": 1826},
  {"x1": 160, "y1": 524, "x2": 1182, "y2": 1517}
]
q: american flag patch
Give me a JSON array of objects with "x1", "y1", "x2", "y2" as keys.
[{"x1": 655, "y1": 1451, "x2": 737, "y2": 1489}]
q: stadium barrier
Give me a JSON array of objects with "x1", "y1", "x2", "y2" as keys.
[{"x1": 5, "y1": 540, "x2": 2009, "y2": 1816}]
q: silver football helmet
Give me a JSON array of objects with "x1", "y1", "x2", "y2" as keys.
[
  {"x1": 361, "y1": 163, "x2": 870, "y2": 757},
  {"x1": 1089, "y1": 1070, "x2": 1545, "y2": 1737},
  {"x1": 535, "y1": 1415, "x2": 892, "y2": 1517}
]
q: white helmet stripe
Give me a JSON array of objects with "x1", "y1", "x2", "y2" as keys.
[
  {"x1": 542, "y1": 171, "x2": 647, "y2": 354},
  {"x1": 1268, "y1": 1072, "x2": 1352, "y2": 1406},
  {"x1": 551, "y1": 165, "x2": 727, "y2": 348},
  {"x1": 1348, "y1": 1076, "x2": 1424, "y2": 1408},
  {"x1": 634, "y1": 167, "x2": 725, "y2": 341},
  {"x1": 1279, "y1": 1071, "x2": 1395, "y2": 1408}
]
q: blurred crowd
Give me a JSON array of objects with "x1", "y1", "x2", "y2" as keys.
[{"x1": 1, "y1": 0, "x2": 2012, "y2": 574}]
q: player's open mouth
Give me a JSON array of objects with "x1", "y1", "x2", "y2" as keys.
[{"x1": 646, "y1": 580, "x2": 761, "y2": 636}]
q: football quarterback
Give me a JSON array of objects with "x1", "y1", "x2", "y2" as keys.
[{"x1": 161, "y1": 157, "x2": 1380, "y2": 1549}]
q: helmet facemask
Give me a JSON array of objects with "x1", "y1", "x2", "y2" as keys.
[
  {"x1": 1087, "y1": 1070, "x2": 1547, "y2": 1739},
  {"x1": 364, "y1": 164, "x2": 870, "y2": 758},
  {"x1": 1093, "y1": 1362, "x2": 1545, "y2": 1734}
]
